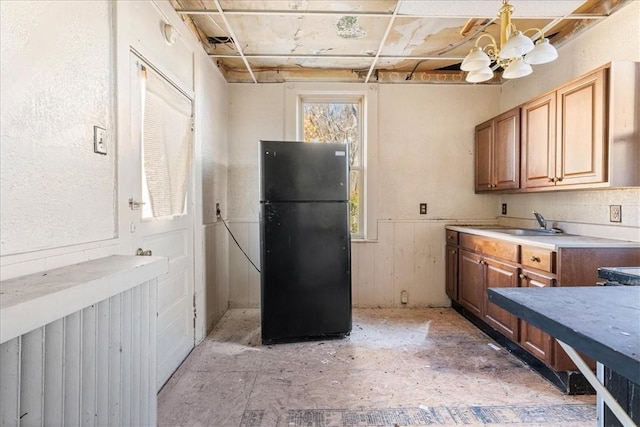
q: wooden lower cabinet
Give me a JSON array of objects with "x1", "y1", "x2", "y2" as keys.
[
  {"x1": 458, "y1": 249, "x2": 484, "y2": 317},
  {"x1": 483, "y1": 259, "x2": 519, "y2": 341},
  {"x1": 449, "y1": 229, "x2": 640, "y2": 375},
  {"x1": 518, "y1": 269, "x2": 555, "y2": 364},
  {"x1": 445, "y1": 244, "x2": 458, "y2": 300}
]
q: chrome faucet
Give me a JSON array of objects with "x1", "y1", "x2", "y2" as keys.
[{"x1": 533, "y1": 211, "x2": 547, "y2": 230}]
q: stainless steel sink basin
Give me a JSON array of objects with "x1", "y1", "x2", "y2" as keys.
[{"x1": 485, "y1": 228, "x2": 564, "y2": 236}]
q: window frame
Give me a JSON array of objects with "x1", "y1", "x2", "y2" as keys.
[
  {"x1": 284, "y1": 83, "x2": 379, "y2": 241},
  {"x1": 298, "y1": 95, "x2": 364, "y2": 237}
]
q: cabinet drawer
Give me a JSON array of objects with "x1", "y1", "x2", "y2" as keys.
[
  {"x1": 446, "y1": 230, "x2": 459, "y2": 245},
  {"x1": 522, "y1": 246, "x2": 556, "y2": 273},
  {"x1": 459, "y1": 233, "x2": 519, "y2": 263}
]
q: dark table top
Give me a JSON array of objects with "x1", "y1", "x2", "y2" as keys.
[
  {"x1": 488, "y1": 286, "x2": 640, "y2": 384},
  {"x1": 598, "y1": 266, "x2": 640, "y2": 286}
]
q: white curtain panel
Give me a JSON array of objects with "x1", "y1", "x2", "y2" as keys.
[{"x1": 141, "y1": 66, "x2": 192, "y2": 218}]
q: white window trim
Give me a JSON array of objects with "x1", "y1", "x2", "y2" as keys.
[{"x1": 284, "y1": 83, "x2": 379, "y2": 241}]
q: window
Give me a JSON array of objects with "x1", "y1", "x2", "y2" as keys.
[{"x1": 300, "y1": 96, "x2": 364, "y2": 236}]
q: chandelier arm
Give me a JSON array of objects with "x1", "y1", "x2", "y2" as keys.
[
  {"x1": 474, "y1": 33, "x2": 498, "y2": 50},
  {"x1": 523, "y1": 27, "x2": 545, "y2": 41}
]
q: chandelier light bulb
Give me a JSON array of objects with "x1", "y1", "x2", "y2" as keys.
[
  {"x1": 502, "y1": 58, "x2": 533, "y2": 79},
  {"x1": 461, "y1": 47, "x2": 491, "y2": 72},
  {"x1": 466, "y1": 66, "x2": 494, "y2": 83},
  {"x1": 499, "y1": 30, "x2": 535, "y2": 59},
  {"x1": 524, "y1": 38, "x2": 559, "y2": 65}
]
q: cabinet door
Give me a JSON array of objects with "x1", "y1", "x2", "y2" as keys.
[
  {"x1": 483, "y1": 259, "x2": 519, "y2": 341},
  {"x1": 494, "y1": 108, "x2": 520, "y2": 190},
  {"x1": 519, "y1": 270, "x2": 555, "y2": 364},
  {"x1": 445, "y1": 244, "x2": 458, "y2": 300},
  {"x1": 475, "y1": 119, "x2": 494, "y2": 192},
  {"x1": 521, "y1": 92, "x2": 556, "y2": 189},
  {"x1": 458, "y1": 249, "x2": 484, "y2": 317},
  {"x1": 556, "y1": 69, "x2": 606, "y2": 186}
]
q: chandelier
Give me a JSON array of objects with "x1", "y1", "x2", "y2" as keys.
[{"x1": 461, "y1": 0, "x2": 559, "y2": 83}]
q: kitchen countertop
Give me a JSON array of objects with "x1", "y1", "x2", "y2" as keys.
[
  {"x1": 597, "y1": 266, "x2": 640, "y2": 285},
  {"x1": 488, "y1": 286, "x2": 640, "y2": 384},
  {"x1": 446, "y1": 225, "x2": 640, "y2": 250}
]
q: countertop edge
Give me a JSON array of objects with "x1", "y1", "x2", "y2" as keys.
[{"x1": 446, "y1": 225, "x2": 640, "y2": 250}]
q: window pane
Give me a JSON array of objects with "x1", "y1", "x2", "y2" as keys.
[
  {"x1": 301, "y1": 98, "x2": 363, "y2": 237},
  {"x1": 303, "y1": 102, "x2": 360, "y2": 167},
  {"x1": 349, "y1": 169, "x2": 361, "y2": 235}
]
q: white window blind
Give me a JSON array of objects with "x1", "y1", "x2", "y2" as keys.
[{"x1": 141, "y1": 66, "x2": 193, "y2": 218}]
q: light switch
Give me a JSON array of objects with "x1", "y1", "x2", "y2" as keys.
[{"x1": 94, "y1": 126, "x2": 107, "y2": 155}]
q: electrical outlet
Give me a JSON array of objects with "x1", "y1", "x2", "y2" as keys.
[
  {"x1": 401, "y1": 290, "x2": 408, "y2": 304},
  {"x1": 501, "y1": 203, "x2": 507, "y2": 215},
  {"x1": 610, "y1": 205, "x2": 622, "y2": 223},
  {"x1": 419, "y1": 203, "x2": 427, "y2": 215},
  {"x1": 94, "y1": 126, "x2": 107, "y2": 155}
]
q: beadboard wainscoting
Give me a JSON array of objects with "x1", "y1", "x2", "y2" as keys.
[
  {"x1": 226, "y1": 220, "x2": 470, "y2": 309},
  {"x1": 0, "y1": 256, "x2": 167, "y2": 427},
  {"x1": 203, "y1": 222, "x2": 230, "y2": 334}
]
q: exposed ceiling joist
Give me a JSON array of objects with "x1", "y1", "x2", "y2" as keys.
[{"x1": 171, "y1": 0, "x2": 631, "y2": 84}]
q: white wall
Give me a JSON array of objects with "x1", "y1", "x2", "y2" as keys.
[
  {"x1": 0, "y1": 1, "x2": 230, "y2": 338},
  {"x1": 226, "y1": 82, "x2": 501, "y2": 308},
  {"x1": 0, "y1": 2, "x2": 115, "y2": 256},
  {"x1": 498, "y1": 1, "x2": 640, "y2": 241}
]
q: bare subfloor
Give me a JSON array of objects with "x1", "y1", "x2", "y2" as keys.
[{"x1": 158, "y1": 308, "x2": 596, "y2": 427}]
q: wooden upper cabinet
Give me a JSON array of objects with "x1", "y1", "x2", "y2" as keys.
[
  {"x1": 475, "y1": 119, "x2": 494, "y2": 192},
  {"x1": 494, "y1": 109, "x2": 520, "y2": 190},
  {"x1": 475, "y1": 107, "x2": 520, "y2": 192},
  {"x1": 521, "y1": 92, "x2": 556, "y2": 189},
  {"x1": 479, "y1": 62, "x2": 638, "y2": 192},
  {"x1": 556, "y1": 69, "x2": 606, "y2": 186},
  {"x1": 522, "y1": 68, "x2": 607, "y2": 189}
]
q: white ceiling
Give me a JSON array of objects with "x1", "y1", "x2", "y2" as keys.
[{"x1": 170, "y1": 0, "x2": 630, "y2": 83}]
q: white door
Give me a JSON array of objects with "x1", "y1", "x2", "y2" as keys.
[{"x1": 129, "y1": 53, "x2": 195, "y2": 390}]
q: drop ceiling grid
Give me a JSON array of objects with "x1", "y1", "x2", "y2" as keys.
[{"x1": 172, "y1": 0, "x2": 627, "y2": 83}]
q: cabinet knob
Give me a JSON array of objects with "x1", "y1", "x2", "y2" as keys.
[
  {"x1": 478, "y1": 259, "x2": 486, "y2": 265},
  {"x1": 530, "y1": 256, "x2": 540, "y2": 262},
  {"x1": 519, "y1": 273, "x2": 528, "y2": 280},
  {"x1": 450, "y1": 250, "x2": 457, "y2": 254},
  {"x1": 548, "y1": 177, "x2": 556, "y2": 183},
  {"x1": 557, "y1": 177, "x2": 563, "y2": 182}
]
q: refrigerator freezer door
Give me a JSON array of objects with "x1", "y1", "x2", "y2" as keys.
[
  {"x1": 260, "y1": 201, "x2": 352, "y2": 343},
  {"x1": 260, "y1": 140, "x2": 349, "y2": 202}
]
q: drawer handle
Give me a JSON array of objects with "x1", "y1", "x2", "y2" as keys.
[{"x1": 530, "y1": 256, "x2": 540, "y2": 262}]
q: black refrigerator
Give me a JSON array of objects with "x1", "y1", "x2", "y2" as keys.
[{"x1": 259, "y1": 140, "x2": 352, "y2": 344}]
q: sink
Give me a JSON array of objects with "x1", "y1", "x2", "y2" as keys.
[{"x1": 484, "y1": 228, "x2": 564, "y2": 236}]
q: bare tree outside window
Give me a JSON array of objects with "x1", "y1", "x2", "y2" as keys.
[{"x1": 302, "y1": 101, "x2": 362, "y2": 235}]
